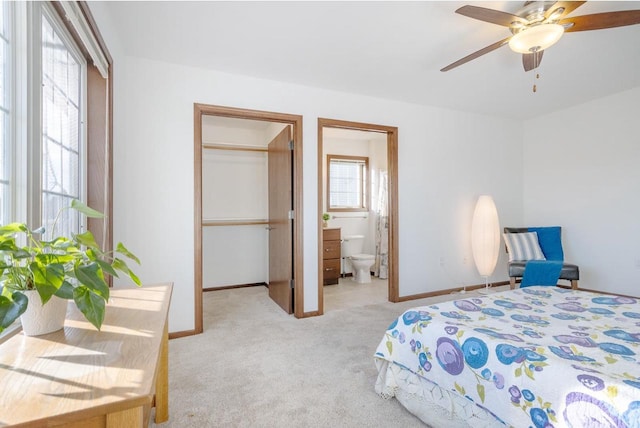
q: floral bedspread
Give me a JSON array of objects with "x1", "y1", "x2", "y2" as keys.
[{"x1": 374, "y1": 286, "x2": 640, "y2": 427}]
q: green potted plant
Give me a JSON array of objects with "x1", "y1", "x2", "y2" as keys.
[
  {"x1": 0, "y1": 200, "x2": 140, "y2": 336},
  {"x1": 322, "y1": 213, "x2": 330, "y2": 228}
]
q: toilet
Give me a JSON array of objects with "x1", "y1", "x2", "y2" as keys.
[{"x1": 342, "y1": 235, "x2": 376, "y2": 284}]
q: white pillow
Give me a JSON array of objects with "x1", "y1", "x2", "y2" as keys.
[{"x1": 503, "y1": 232, "x2": 546, "y2": 262}]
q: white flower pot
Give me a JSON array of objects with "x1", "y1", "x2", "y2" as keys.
[{"x1": 20, "y1": 290, "x2": 68, "y2": 336}]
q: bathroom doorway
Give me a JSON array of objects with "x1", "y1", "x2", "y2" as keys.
[{"x1": 317, "y1": 118, "x2": 399, "y2": 314}]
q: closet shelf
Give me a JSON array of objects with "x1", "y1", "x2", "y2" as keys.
[
  {"x1": 202, "y1": 143, "x2": 267, "y2": 152},
  {"x1": 203, "y1": 219, "x2": 269, "y2": 227}
]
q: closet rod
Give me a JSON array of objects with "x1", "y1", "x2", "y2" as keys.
[
  {"x1": 203, "y1": 219, "x2": 269, "y2": 227},
  {"x1": 202, "y1": 143, "x2": 267, "y2": 153}
]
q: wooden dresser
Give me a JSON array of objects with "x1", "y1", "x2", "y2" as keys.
[{"x1": 322, "y1": 227, "x2": 341, "y2": 285}]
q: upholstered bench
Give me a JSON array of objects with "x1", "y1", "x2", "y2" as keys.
[{"x1": 504, "y1": 227, "x2": 579, "y2": 290}]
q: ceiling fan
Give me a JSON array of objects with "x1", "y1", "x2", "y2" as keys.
[{"x1": 441, "y1": 1, "x2": 640, "y2": 73}]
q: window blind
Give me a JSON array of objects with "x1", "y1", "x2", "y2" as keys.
[
  {"x1": 58, "y1": 1, "x2": 108, "y2": 79},
  {"x1": 41, "y1": 13, "x2": 82, "y2": 239}
]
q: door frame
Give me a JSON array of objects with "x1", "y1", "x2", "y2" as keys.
[
  {"x1": 194, "y1": 103, "x2": 304, "y2": 334},
  {"x1": 317, "y1": 118, "x2": 399, "y2": 314}
]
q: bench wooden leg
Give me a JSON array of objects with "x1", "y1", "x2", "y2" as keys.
[
  {"x1": 509, "y1": 277, "x2": 516, "y2": 290},
  {"x1": 570, "y1": 280, "x2": 578, "y2": 290},
  {"x1": 154, "y1": 319, "x2": 169, "y2": 423}
]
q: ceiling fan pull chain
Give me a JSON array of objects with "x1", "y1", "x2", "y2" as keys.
[
  {"x1": 529, "y1": 49, "x2": 539, "y2": 93},
  {"x1": 532, "y1": 50, "x2": 540, "y2": 93}
]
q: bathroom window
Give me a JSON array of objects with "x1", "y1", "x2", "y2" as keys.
[{"x1": 327, "y1": 154, "x2": 368, "y2": 212}]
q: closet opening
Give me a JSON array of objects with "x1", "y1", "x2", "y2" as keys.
[
  {"x1": 194, "y1": 104, "x2": 304, "y2": 334},
  {"x1": 317, "y1": 118, "x2": 399, "y2": 314}
]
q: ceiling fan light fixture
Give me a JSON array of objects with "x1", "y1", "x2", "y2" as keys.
[
  {"x1": 547, "y1": 7, "x2": 565, "y2": 21},
  {"x1": 508, "y1": 23, "x2": 564, "y2": 53}
]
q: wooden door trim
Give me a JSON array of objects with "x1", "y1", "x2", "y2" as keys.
[
  {"x1": 317, "y1": 118, "x2": 399, "y2": 315},
  {"x1": 194, "y1": 103, "x2": 304, "y2": 335}
]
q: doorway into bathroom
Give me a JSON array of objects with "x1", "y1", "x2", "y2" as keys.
[{"x1": 317, "y1": 118, "x2": 399, "y2": 314}]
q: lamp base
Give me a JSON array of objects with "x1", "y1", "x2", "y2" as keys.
[{"x1": 476, "y1": 277, "x2": 495, "y2": 295}]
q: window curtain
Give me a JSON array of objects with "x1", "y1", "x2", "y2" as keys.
[{"x1": 374, "y1": 171, "x2": 389, "y2": 279}]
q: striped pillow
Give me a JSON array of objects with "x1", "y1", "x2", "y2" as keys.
[{"x1": 504, "y1": 232, "x2": 546, "y2": 262}]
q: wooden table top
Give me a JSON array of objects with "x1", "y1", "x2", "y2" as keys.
[{"x1": 0, "y1": 283, "x2": 173, "y2": 427}]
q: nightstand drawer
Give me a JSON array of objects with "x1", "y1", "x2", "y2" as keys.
[{"x1": 322, "y1": 239, "x2": 341, "y2": 259}]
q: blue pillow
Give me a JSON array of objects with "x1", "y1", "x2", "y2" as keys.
[{"x1": 528, "y1": 227, "x2": 563, "y2": 261}]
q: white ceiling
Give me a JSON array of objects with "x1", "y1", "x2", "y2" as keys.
[{"x1": 100, "y1": 1, "x2": 640, "y2": 120}]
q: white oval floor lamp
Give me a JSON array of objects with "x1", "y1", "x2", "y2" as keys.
[{"x1": 471, "y1": 195, "x2": 500, "y2": 293}]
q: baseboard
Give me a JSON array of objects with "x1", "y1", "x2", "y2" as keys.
[
  {"x1": 397, "y1": 280, "x2": 512, "y2": 302},
  {"x1": 169, "y1": 329, "x2": 197, "y2": 340},
  {"x1": 203, "y1": 282, "x2": 267, "y2": 292},
  {"x1": 300, "y1": 310, "x2": 322, "y2": 318}
]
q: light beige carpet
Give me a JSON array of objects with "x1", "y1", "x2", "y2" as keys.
[{"x1": 152, "y1": 286, "x2": 501, "y2": 427}]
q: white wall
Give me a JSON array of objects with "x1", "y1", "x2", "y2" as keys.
[
  {"x1": 201, "y1": 148, "x2": 269, "y2": 288},
  {"x1": 107, "y1": 55, "x2": 522, "y2": 333},
  {"x1": 523, "y1": 87, "x2": 640, "y2": 296},
  {"x1": 202, "y1": 226, "x2": 268, "y2": 287},
  {"x1": 202, "y1": 150, "x2": 268, "y2": 220},
  {"x1": 202, "y1": 120, "x2": 268, "y2": 146}
]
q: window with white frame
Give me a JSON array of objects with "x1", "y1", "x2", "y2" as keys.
[
  {"x1": 0, "y1": 1, "x2": 110, "y2": 336},
  {"x1": 327, "y1": 155, "x2": 369, "y2": 211},
  {"x1": 0, "y1": 3, "x2": 88, "y2": 237},
  {"x1": 0, "y1": 1, "x2": 10, "y2": 226}
]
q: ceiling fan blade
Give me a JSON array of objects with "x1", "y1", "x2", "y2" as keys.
[
  {"x1": 456, "y1": 5, "x2": 526, "y2": 27},
  {"x1": 545, "y1": 1, "x2": 586, "y2": 21},
  {"x1": 560, "y1": 10, "x2": 640, "y2": 32},
  {"x1": 523, "y1": 50, "x2": 544, "y2": 72},
  {"x1": 441, "y1": 37, "x2": 511, "y2": 72}
]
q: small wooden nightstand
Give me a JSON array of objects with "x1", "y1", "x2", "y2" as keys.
[{"x1": 322, "y1": 228, "x2": 341, "y2": 285}]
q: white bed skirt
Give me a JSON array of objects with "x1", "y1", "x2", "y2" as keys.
[{"x1": 375, "y1": 359, "x2": 506, "y2": 428}]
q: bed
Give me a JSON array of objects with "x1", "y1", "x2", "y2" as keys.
[{"x1": 374, "y1": 286, "x2": 640, "y2": 427}]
